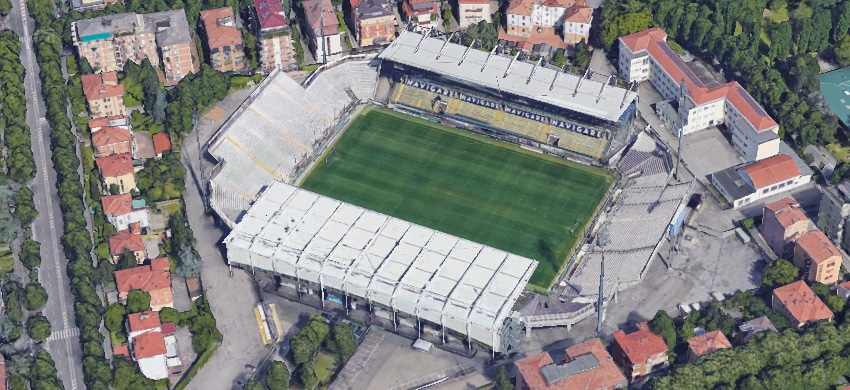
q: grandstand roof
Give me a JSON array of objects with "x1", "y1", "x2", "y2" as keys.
[
  {"x1": 378, "y1": 31, "x2": 637, "y2": 123},
  {"x1": 224, "y1": 181, "x2": 538, "y2": 348}
]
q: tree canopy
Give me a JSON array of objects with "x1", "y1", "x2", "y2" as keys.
[
  {"x1": 762, "y1": 259, "x2": 799, "y2": 290},
  {"x1": 127, "y1": 290, "x2": 152, "y2": 313},
  {"x1": 265, "y1": 361, "x2": 291, "y2": 390},
  {"x1": 26, "y1": 314, "x2": 52, "y2": 342}
]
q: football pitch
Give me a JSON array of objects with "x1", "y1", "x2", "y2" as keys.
[{"x1": 300, "y1": 108, "x2": 613, "y2": 289}]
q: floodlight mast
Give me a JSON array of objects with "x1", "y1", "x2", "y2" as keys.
[
  {"x1": 596, "y1": 228, "x2": 609, "y2": 334},
  {"x1": 675, "y1": 78, "x2": 689, "y2": 181}
]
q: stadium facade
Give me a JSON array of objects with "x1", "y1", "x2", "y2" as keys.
[
  {"x1": 225, "y1": 182, "x2": 537, "y2": 353},
  {"x1": 378, "y1": 30, "x2": 638, "y2": 160}
]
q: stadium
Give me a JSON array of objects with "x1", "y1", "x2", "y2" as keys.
[{"x1": 207, "y1": 29, "x2": 690, "y2": 354}]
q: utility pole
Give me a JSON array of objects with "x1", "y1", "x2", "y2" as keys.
[{"x1": 675, "y1": 78, "x2": 689, "y2": 181}]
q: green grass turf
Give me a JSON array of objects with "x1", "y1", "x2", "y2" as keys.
[{"x1": 301, "y1": 108, "x2": 613, "y2": 289}]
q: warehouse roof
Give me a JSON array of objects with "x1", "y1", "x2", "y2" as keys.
[
  {"x1": 378, "y1": 31, "x2": 637, "y2": 122},
  {"x1": 225, "y1": 181, "x2": 537, "y2": 341}
]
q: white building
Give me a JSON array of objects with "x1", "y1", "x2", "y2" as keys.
[
  {"x1": 711, "y1": 154, "x2": 812, "y2": 209},
  {"x1": 224, "y1": 181, "x2": 537, "y2": 353},
  {"x1": 302, "y1": 0, "x2": 344, "y2": 62},
  {"x1": 126, "y1": 312, "x2": 169, "y2": 381},
  {"x1": 101, "y1": 194, "x2": 151, "y2": 231},
  {"x1": 562, "y1": 3, "x2": 592, "y2": 48},
  {"x1": 457, "y1": 0, "x2": 492, "y2": 29},
  {"x1": 618, "y1": 28, "x2": 780, "y2": 162},
  {"x1": 817, "y1": 182, "x2": 850, "y2": 252}
]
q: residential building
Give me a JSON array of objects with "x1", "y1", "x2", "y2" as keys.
[
  {"x1": 611, "y1": 322, "x2": 669, "y2": 382},
  {"x1": 514, "y1": 338, "x2": 627, "y2": 390},
  {"x1": 252, "y1": 0, "x2": 297, "y2": 72},
  {"x1": 761, "y1": 197, "x2": 810, "y2": 258},
  {"x1": 710, "y1": 154, "x2": 811, "y2": 209},
  {"x1": 817, "y1": 182, "x2": 850, "y2": 252},
  {"x1": 352, "y1": 0, "x2": 397, "y2": 47},
  {"x1": 457, "y1": 0, "x2": 491, "y2": 29},
  {"x1": 562, "y1": 3, "x2": 592, "y2": 48},
  {"x1": 302, "y1": 0, "x2": 344, "y2": 62},
  {"x1": 109, "y1": 223, "x2": 146, "y2": 264},
  {"x1": 838, "y1": 281, "x2": 850, "y2": 300},
  {"x1": 402, "y1": 0, "x2": 438, "y2": 26},
  {"x1": 794, "y1": 230, "x2": 841, "y2": 285},
  {"x1": 96, "y1": 153, "x2": 136, "y2": 194},
  {"x1": 92, "y1": 126, "x2": 134, "y2": 157},
  {"x1": 101, "y1": 193, "x2": 151, "y2": 231},
  {"x1": 126, "y1": 312, "x2": 169, "y2": 381},
  {"x1": 737, "y1": 316, "x2": 777, "y2": 344},
  {"x1": 81, "y1": 71, "x2": 125, "y2": 119},
  {"x1": 200, "y1": 8, "x2": 248, "y2": 72},
  {"x1": 686, "y1": 330, "x2": 732, "y2": 363},
  {"x1": 127, "y1": 311, "x2": 161, "y2": 340},
  {"x1": 772, "y1": 280, "x2": 834, "y2": 328},
  {"x1": 115, "y1": 258, "x2": 174, "y2": 310},
  {"x1": 72, "y1": 11, "x2": 197, "y2": 84},
  {"x1": 152, "y1": 133, "x2": 172, "y2": 159},
  {"x1": 618, "y1": 28, "x2": 780, "y2": 162},
  {"x1": 502, "y1": 0, "x2": 590, "y2": 54},
  {"x1": 89, "y1": 115, "x2": 130, "y2": 132}
]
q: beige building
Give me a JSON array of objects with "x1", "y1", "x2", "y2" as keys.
[
  {"x1": 457, "y1": 0, "x2": 492, "y2": 29},
  {"x1": 200, "y1": 7, "x2": 248, "y2": 73},
  {"x1": 794, "y1": 230, "x2": 841, "y2": 285},
  {"x1": 95, "y1": 153, "x2": 136, "y2": 194},
  {"x1": 352, "y1": 0, "x2": 397, "y2": 46},
  {"x1": 252, "y1": 0, "x2": 298, "y2": 72},
  {"x1": 72, "y1": 11, "x2": 197, "y2": 84},
  {"x1": 81, "y1": 71, "x2": 126, "y2": 119}
]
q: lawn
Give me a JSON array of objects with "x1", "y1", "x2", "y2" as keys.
[
  {"x1": 763, "y1": 5, "x2": 789, "y2": 22},
  {"x1": 313, "y1": 351, "x2": 339, "y2": 384},
  {"x1": 828, "y1": 143, "x2": 850, "y2": 163},
  {"x1": 301, "y1": 108, "x2": 613, "y2": 289}
]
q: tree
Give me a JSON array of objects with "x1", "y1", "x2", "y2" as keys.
[
  {"x1": 265, "y1": 361, "x2": 291, "y2": 390},
  {"x1": 0, "y1": 0, "x2": 11, "y2": 16},
  {"x1": 119, "y1": 249, "x2": 137, "y2": 270},
  {"x1": 648, "y1": 310, "x2": 677, "y2": 354},
  {"x1": 463, "y1": 20, "x2": 498, "y2": 51},
  {"x1": 245, "y1": 380, "x2": 265, "y2": 390},
  {"x1": 19, "y1": 238, "x2": 42, "y2": 271},
  {"x1": 26, "y1": 314, "x2": 52, "y2": 342},
  {"x1": 495, "y1": 365, "x2": 513, "y2": 390},
  {"x1": 127, "y1": 290, "x2": 151, "y2": 313},
  {"x1": 22, "y1": 281, "x2": 48, "y2": 311},
  {"x1": 573, "y1": 39, "x2": 591, "y2": 71},
  {"x1": 104, "y1": 303, "x2": 127, "y2": 332},
  {"x1": 289, "y1": 334, "x2": 315, "y2": 366},
  {"x1": 159, "y1": 306, "x2": 179, "y2": 324},
  {"x1": 768, "y1": 21, "x2": 792, "y2": 61},
  {"x1": 326, "y1": 323, "x2": 356, "y2": 360},
  {"x1": 151, "y1": 87, "x2": 167, "y2": 122},
  {"x1": 836, "y1": 36, "x2": 850, "y2": 67},
  {"x1": 15, "y1": 186, "x2": 38, "y2": 226},
  {"x1": 300, "y1": 364, "x2": 319, "y2": 390},
  {"x1": 762, "y1": 259, "x2": 799, "y2": 290}
]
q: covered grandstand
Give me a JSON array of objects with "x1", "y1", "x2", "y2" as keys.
[
  {"x1": 379, "y1": 30, "x2": 638, "y2": 159},
  {"x1": 207, "y1": 59, "x2": 379, "y2": 225},
  {"x1": 225, "y1": 181, "x2": 538, "y2": 353}
]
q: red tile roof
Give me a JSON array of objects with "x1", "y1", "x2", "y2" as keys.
[
  {"x1": 773, "y1": 280, "x2": 834, "y2": 324},
  {"x1": 151, "y1": 257, "x2": 170, "y2": 272},
  {"x1": 564, "y1": 3, "x2": 592, "y2": 24},
  {"x1": 796, "y1": 230, "x2": 841, "y2": 264},
  {"x1": 687, "y1": 330, "x2": 732, "y2": 360},
  {"x1": 254, "y1": 0, "x2": 288, "y2": 30},
  {"x1": 765, "y1": 198, "x2": 808, "y2": 229},
  {"x1": 612, "y1": 321, "x2": 668, "y2": 366},
  {"x1": 515, "y1": 339, "x2": 627, "y2": 390},
  {"x1": 201, "y1": 8, "x2": 245, "y2": 49},
  {"x1": 92, "y1": 126, "x2": 132, "y2": 149},
  {"x1": 113, "y1": 343, "x2": 130, "y2": 357},
  {"x1": 621, "y1": 29, "x2": 778, "y2": 131},
  {"x1": 740, "y1": 154, "x2": 802, "y2": 190},
  {"x1": 507, "y1": 0, "x2": 580, "y2": 16},
  {"x1": 303, "y1": 0, "x2": 340, "y2": 33},
  {"x1": 81, "y1": 71, "x2": 124, "y2": 101},
  {"x1": 88, "y1": 115, "x2": 128, "y2": 130},
  {"x1": 619, "y1": 28, "x2": 667, "y2": 52},
  {"x1": 458, "y1": 0, "x2": 489, "y2": 4},
  {"x1": 95, "y1": 153, "x2": 134, "y2": 177},
  {"x1": 499, "y1": 26, "x2": 568, "y2": 50},
  {"x1": 186, "y1": 277, "x2": 202, "y2": 297},
  {"x1": 133, "y1": 331, "x2": 167, "y2": 359},
  {"x1": 115, "y1": 265, "x2": 172, "y2": 295},
  {"x1": 152, "y1": 133, "x2": 172, "y2": 155},
  {"x1": 0, "y1": 354, "x2": 6, "y2": 390},
  {"x1": 102, "y1": 193, "x2": 133, "y2": 217},
  {"x1": 161, "y1": 322, "x2": 177, "y2": 335},
  {"x1": 109, "y1": 229, "x2": 145, "y2": 255},
  {"x1": 127, "y1": 311, "x2": 161, "y2": 333}
]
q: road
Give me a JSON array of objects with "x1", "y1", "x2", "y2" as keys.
[{"x1": 6, "y1": 0, "x2": 84, "y2": 388}]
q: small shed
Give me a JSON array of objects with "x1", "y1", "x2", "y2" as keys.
[{"x1": 412, "y1": 339, "x2": 433, "y2": 352}]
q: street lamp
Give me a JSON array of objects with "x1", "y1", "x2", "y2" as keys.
[{"x1": 596, "y1": 228, "x2": 610, "y2": 335}]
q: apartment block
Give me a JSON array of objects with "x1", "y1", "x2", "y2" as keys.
[
  {"x1": 352, "y1": 0, "x2": 397, "y2": 47},
  {"x1": 817, "y1": 182, "x2": 850, "y2": 252},
  {"x1": 502, "y1": 0, "x2": 591, "y2": 53},
  {"x1": 252, "y1": 0, "x2": 297, "y2": 72},
  {"x1": 794, "y1": 230, "x2": 841, "y2": 285},
  {"x1": 81, "y1": 71, "x2": 125, "y2": 119},
  {"x1": 72, "y1": 11, "x2": 197, "y2": 84},
  {"x1": 619, "y1": 28, "x2": 780, "y2": 162},
  {"x1": 761, "y1": 197, "x2": 809, "y2": 258},
  {"x1": 772, "y1": 280, "x2": 834, "y2": 328},
  {"x1": 95, "y1": 153, "x2": 136, "y2": 194},
  {"x1": 515, "y1": 339, "x2": 627, "y2": 390},
  {"x1": 611, "y1": 322, "x2": 669, "y2": 383},
  {"x1": 200, "y1": 7, "x2": 248, "y2": 73},
  {"x1": 302, "y1": 0, "x2": 344, "y2": 62}
]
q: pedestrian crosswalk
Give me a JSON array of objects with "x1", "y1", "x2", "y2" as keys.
[{"x1": 46, "y1": 327, "x2": 80, "y2": 342}]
